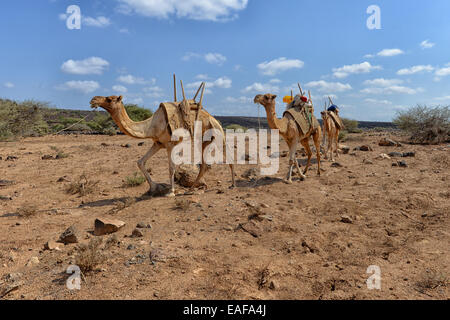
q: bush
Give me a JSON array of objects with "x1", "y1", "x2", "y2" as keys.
[
  {"x1": 124, "y1": 104, "x2": 153, "y2": 121},
  {"x1": 0, "y1": 99, "x2": 49, "y2": 140},
  {"x1": 225, "y1": 124, "x2": 248, "y2": 132},
  {"x1": 393, "y1": 105, "x2": 449, "y2": 144},
  {"x1": 124, "y1": 172, "x2": 146, "y2": 187},
  {"x1": 338, "y1": 131, "x2": 348, "y2": 142},
  {"x1": 75, "y1": 238, "x2": 106, "y2": 274},
  {"x1": 341, "y1": 118, "x2": 361, "y2": 133},
  {"x1": 66, "y1": 174, "x2": 100, "y2": 196}
]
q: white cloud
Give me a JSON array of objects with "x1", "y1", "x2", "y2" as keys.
[
  {"x1": 435, "y1": 65, "x2": 450, "y2": 77},
  {"x1": 242, "y1": 82, "x2": 279, "y2": 93},
  {"x1": 117, "y1": 74, "x2": 154, "y2": 85},
  {"x1": 83, "y1": 16, "x2": 111, "y2": 27},
  {"x1": 182, "y1": 52, "x2": 227, "y2": 65},
  {"x1": 363, "y1": 78, "x2": 403, "y2": 87},
  {"x1": 143, "y1": 86, "x2": 164, "y2": 98},
  {"x1": 434, "y1": 95, "x2": 450, "y2": 102},
  {"x1": 257, "y1": 57, "x2": 304, "y2": 76},
  {"x1": 364, "y1": 54, "x2": 375, "y2": 59},
  {"x1": 364, "y1": 98, "x2": 392, "y2": 105},
  {"x1": 377, "y1": 48, "x2": 404, "y2": 57},
  {"x1": 332, "y1": 62, "x2": 381, "y2": 78},
  {"x1": 361, "y1": 86, "x2": 421, "y2": 95},
  {"x1": 125, "y1": 97, "x2": 144, "y2": 105},
  {"x1": 61, "y1": 57, "x2": 109, "y2": 75},
  {"x1": 57, "y1": 81, "x2": 100, "y2": 94},
  {"x1": 225, "y1": 96, "x2": 252, "y2": 103},
  {"x1": 119, "y1": 28, "x2": 130, "y2": 33},
  {"x1": 112, "y1": 85, "x2": 128, "y2": 93},
  {"x1": 397, "y1": 65, "x2": 434, "y2": 75},
  {"x1": 269, "y1": 78, "x2": 281, "y2": 84},
  {"x1": 305, "y1": 80, "x2": 352, "y2": 93},
  {"x1": 195, "y1": 74, "x2": 210, "y2": 80},
  {"x1": 3, "y1": 82, "x2": 14, "y2": 88},
  {"x1": 117, "y1": 0, "x2": 249, "y2": 21},
  {"x1": 204, "y1": 53, "x2": 227, "y2": 65},
  {"x1": 420, "y1": 40, "x2": 435, "y2": 49},
  {"x1": 187, "y1": 77, "x2": 232, "y2": 90}
]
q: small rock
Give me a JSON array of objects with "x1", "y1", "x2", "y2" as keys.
[
  {"x1": 402, "y1": 152, "x2": 415, "y2": 158},
  {"x1": 260, "y1": 203, "x2": 270, "y2": 209},
  {"x1": 44, "y1": 241, "x2": 60, "y2": 251},
  {"x1": 136, "y1": 222, "x2": 151, "y2": 229},
  {"x1": 57, "y1": 176, "x2": 70, "y2": 182},
  {"x1": 26, "y1": 256, "x2": 39, "y2": 267},
  {"x1": 138, "y1": 142, "x2": 145, "y2": 146},
  {"x1": 363, "y1": 159, "x2": 373, "y2": 165},
  {"x1": 358, "y1": 145, "x2": 373, "y2": 152},
  {"x1": 378, "y1": 138, "x2": 400, "y2": 147},
  {"x1": 269, "y1": 280, "x2": 278, "y2": 290},
  {"x1": 388, "y1": 152, "x2": 403, "y2": 158},
  {"x1": 398, "y1": 161, "x2": 408, "y2": 168},
  {"x1": 341, "y1": 215, "x2": 353, "y2": 224},
  {"x1": 421, "y1": 213, "x2": 428, "y2": 218},
  {"x1": 5, "y1": 155, "x2": 18, "y2": 161},
  {"x1": 41, "y1": 155, "x2": 54, "y2": 160},
  {"x1": 331, "y1": 162, "x2": 343, "y2": 168},
  {"x1": 5, "y1": 272, "x2": 22, "y2": 282},
  {"x1": 126, "y1": 244, "x2": 136, "y2": 250},
  {"x1": 122, "y1": 144, "x2": 131, "y2": 148},
  {"x1": 339, "y1": 145, "x2": 350, "y2": 154},
  {"x1": 58, "y1": 226, "x2": 79, "y2": 244},
  {"x1": 377, "y1": 153, "x2": 391, "y2": 160},
  {"x1": 131, "y1": 228, "x2": 144, "y2": 238},
  {"x1": 392, "y1": 162, "x2": 398, "y2": 167},
  {"x1": 94, "y1": 218, "x2": 125, "y2": 236}
]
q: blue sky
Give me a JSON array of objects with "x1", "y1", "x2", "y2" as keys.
[{"x1": 0, "y1": 0, "x2": 449, "y2": 121}]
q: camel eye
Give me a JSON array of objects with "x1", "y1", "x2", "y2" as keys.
[{"x1": 106, "y1": 97, "x2": 112, "y2": 103}]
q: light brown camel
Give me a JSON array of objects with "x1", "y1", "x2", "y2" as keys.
[
  {"x1": 90, "y1": 95, "x2": 235, "y2": 197},
  {"x1": 321, "y1": 97, "x2": 341, "y2": 161},
  {"x1": 254, "y1": 93, "x2": 321, "y2": 183},
  {"x1": 321, "y1": 109, "x2": 340, "y2": 161}
]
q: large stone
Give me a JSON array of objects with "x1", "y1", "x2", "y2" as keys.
[
  {"x1": 58, "y1": 226, "x2": 79, "y2": 244},
  {"x1": 94, "y1": 218, "x2": 125, "y2": 236},
  {"x1": 388, "y1": 152, "x2": 403, "y2": 158},
  {"x1": 378, "y1": 138, "x2": 400, "y2": 147},
  {"x1": 44, "y1": 241, "x2": 61, "y2": 251}
]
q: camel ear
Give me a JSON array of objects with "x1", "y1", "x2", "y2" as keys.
[
  {"x1": 272, "y1": 94, "x2": 277, "y2": 100},
  {"x1": 117, "y1": 95, "x2": 123, "y2": 102}
]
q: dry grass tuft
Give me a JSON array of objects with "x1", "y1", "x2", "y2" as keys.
[
  {"x1": 75, "y1": 238, "x2": 107, "y2": 274},
  {"x1": 16, "y1": 204, "x2": 39, "y2": 218},
  {"x1": 124, "y1": 172, "x2": 146, "y2": 187},
  {"x1": 173, "y1": 199, "x2": 192, "y2": 211},
  {"x1": 66, "y1": 174, "x2": 99, "y2": 197}
]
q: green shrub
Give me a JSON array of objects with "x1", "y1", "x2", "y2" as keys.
[
  {"x1": 338, "y1": 130, "x2": 348, "y2": 142},
  {"x1": 394, "y1": 105, "x2": 449, "y2": 144},
  {"x1": 0, "y1": 99, "x2": 49, "y2": 140},
  {"x1": 124, "y1": 104, "x2": 153, "y2": 121},
  {"x1": 225, "y1": 124, "x2": 248, "y2": 132},
  {"x1": 124, "y1": 172, "x2": 146, "y2": 187},
  {"x1": 341, "y1": 118, "x2": 361, "y2": 133}
]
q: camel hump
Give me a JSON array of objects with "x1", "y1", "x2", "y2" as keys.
[{"x1": 159, "y1": 101, "x2": 213, "y2": 135}]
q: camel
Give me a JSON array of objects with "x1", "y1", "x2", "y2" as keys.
[
  {"x1": 321, "y1": 97, "x2": 341, "y2": 161},
  {"x1": 254, "y1": 93, "x2": 321, "y2": 183},
  {"x1": 90, "y1": 94, "x2": 235, "y2": 197}
]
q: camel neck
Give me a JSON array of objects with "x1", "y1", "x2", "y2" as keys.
[{"x1": 109, "y1": 104, "x2": 151, "y2": 139}]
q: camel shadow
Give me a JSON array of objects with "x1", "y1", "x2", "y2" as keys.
[{"x1": 235, "y1": 176, "x2": 284, "y2": 188}]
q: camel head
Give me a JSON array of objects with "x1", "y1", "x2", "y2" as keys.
[
  {"x1": 254, "y1": 94, "x2": 277, "y2": 110},
  {"x1": 90, "y1": 95, "x2": 123, "y2": 113},
  {"x1": 321, "y1": 111, "x2": 329, "y2": 120}
]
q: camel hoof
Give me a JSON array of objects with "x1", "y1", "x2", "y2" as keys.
[
  {"x1": 284, "y1": 179, "x2": 293, "y2": 185},
  {"x1": 299, "y1": 176, "x2": 306, "y2": 181},
  {"x1": 165, "y1": 192, "x2": 176, "y2": 198}
]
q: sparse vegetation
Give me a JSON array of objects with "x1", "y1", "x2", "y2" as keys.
[
  {"x1": 16, "y1": 204, "x2": 39, "y2": 218},
  {"x1": 174, "y1": 199, "x2": 192, "y2": 211},
  {"x1": 124, "y1": 172, "x2": 146, "y2": 187},
  {"x1": 338, "y1": 131, "x2": 347, "y2": 142},
  {"x1": 75, "y1": 238, "x2": 107, "y2": 274},
  {"x1": 0, "y1": 99, "x2": 49, "y2": 140},
  {"x1": 394, "y1": 105, "x2": 449, "y2": 144},
  {"x1": 225, "y1": 124, "x2": 248, "y2": 132},
  {"x1": 341, "y1": 118, "x2": 362, "y2": 133},
  {"x1": 66, "y1": 174, "x2": 99, "y2": 196},
  {"x1": 124, "y1": 104, "x2": 153, "y2": 121}
]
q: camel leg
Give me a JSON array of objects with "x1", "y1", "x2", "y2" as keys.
[
  {"x1": 137, "y1": 142, "x2": 163, "y2": 194},
  {"x1": 335, "y1": 129, "x2": 340, "y2": 159},
  {"x1": 313, "y1": 128, "x2": 322, "y2": 176},
  {"x1": 328, "y1": 130, "x2": 334, "y2": 162},
  {"x1": 286, "y1": 140, "x2": 304, "y2": 183},
  {"x1": 228, "y1": 164, "x2": 236, "y2": 188},
  {"x1": 300, "y1": 139, "x2": 312, "y2": 175},
  {"x1": 191, "y1": 141, "x2": 213, "y2": 189},
  {"x1": 166, "y1": 144, "x2": 176, "y2": 197}
]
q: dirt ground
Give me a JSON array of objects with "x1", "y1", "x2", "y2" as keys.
[{"x1": 0, "y1": 131, "x2": 449, "y2": 300}]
